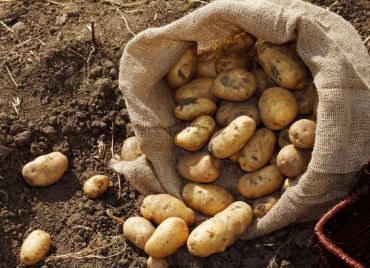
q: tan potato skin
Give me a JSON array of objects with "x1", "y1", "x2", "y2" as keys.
[
  {"x1": 196, "y1": 49, "x2": 222, "y2": 78},
  {"x1": 259, "y1": 87, "x2": 298, "y2": 130},
  {"x1": 237, "y1": 164, "x2": 284, "y2": 199},
  {"x1": 222, "y1": 32, "x2": 256, "y2": 52},
  {"x1": 174, "y1": 116, "x2": 216, "y2": 152},
  {"x1": 252, "y1": 194, "x2": 279, "y2": 218},
  {"x1": 83, "y1": 175, "x2": 110, "y2": 198},
  {"x1": 166, "y1": 46, "x2": 197, "y2": 88},
  {"x1": 176, "y1": 151, "x2": 221, "y2": 183},
  {"x1": 215, "y1": 53, "x2": 247, "y2": 74},
  {"x1": 140, "y1": 194, "x2": 195, "y2": 225},
  {"x1": 175, "y1": 78, "x2": 218, "y2": 102},
  {"x1": 289, "y1": 119, "x2": 316, "y2": 149},
  {"x1": 277, "y1": 144, "x2": 311, "y2": 177},
  {"x1": 239, "y1": 128, "x2": 277, "y2": 172},
  {"x1": 20, "y1": 230, "x2": 51, "y2": 266},
  {"x1": 251, "y1": 68, "x2": 276, "y2": 97},
  {"x1": 208, "y1": 115, "x2": 256, "y2": 159},
  {"x1": 22, "y1": 152, "x2": 68, "y2": 186},
  {"x1": 182, "y1": 183, "x2": 234, "y2": 216},
  {"x1": 147, "y1": 257, "x2": 169, "y2": 268},
  {"x1": 293, "y1": 82, "x2": 318, "y2": 115},
  {"x1": 145, "y1": 217, "x2": 189, "y2": 259},
  {"x1": 174, "y1": 98, "x2": 217, "y2": 121},
  {"x1": 123, "y1": 217, "x2": 155, "y2": 250},
  {"x1": 229, "y1": 152, "x2": 239, "y2": 162},
  {"x1": 121, "y1": 136, "x2": 142, "y2": 161},
  {"x1": 187, "y1": 201, "x2": 253, "y2": 257},
  {"x1": 278, "y1": 126, "x2": 292, "y2": 148}
]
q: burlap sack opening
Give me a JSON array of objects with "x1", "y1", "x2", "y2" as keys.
[{"x1": 110, "y1": 0, "x2": 370, "y2": 239}]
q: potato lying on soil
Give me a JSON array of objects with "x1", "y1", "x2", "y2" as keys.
[
  {"x1": 252, "y1": 194, "x2": 279, "y2": 218},
  {"x1": 20, "y1": 230, "x2": 51, "y2": 266},
  {"x1": 123, "y1": 216, "x2": 155, "y2": 250},
  {"x1": 196, "y1": 49, "x2": 222, "y2": 78},
  {"x1": 175, "y1": 78, "x2": 218, "y2": 102},
  {"x1": 251, "y1": 68, "x2": 276, "y2": 97},
  {"x1": 289, "y1": 119, "x2": 316, "y2": 149},
  {"x1": 259, "y1": 87, "x2": 298, "y2": 130},
  {"x1": 277, "y1": 144, "x2": 311, "y2": 177},
  {"x1": 208, "y1": 115, "x2": 256, "y2": 159},
  {"x1": 83, "y1": 175, "x2": 110, "y2": 198},
  {"x1": 215, "y1": 53, "x2": 249, "y2": 74},
  {"x1": 237, "y1": 164, "x2": 284, "y2": 199},
  {"x1": 182, "y1": 183, "x2": 234, "y2": 216},
  {"x1": 174, "y1": 116, "x2": 216, "y2": 152},
  {"x1": 239, "y1": 128, "x2": 276, "y2": 172},
  {"x1": 167, "y1": 46, "x2": 197, "y2": 88},
  {"x1": 147, "y1": 257, "x2": 168, "y2": 268},
  {"x1": 140, "y1": 194, "x2": 195, "y2": 225},
  {"x1": 293, "y1": 82, "x2": 318, "y2": 115},
  {"x1": 222, "y1": 32, "x2": 256, "y2": 52},
  {"x1": 278, "y1": 126, "x2": 292, "y2": 148},
  {"x1": 176, "y1": 151, "x2": 220, "y2": 183},
  {"x1": 212, "y1": 68, "x2": 257, "y2": 101},
  {"x1": 187, "y1": 201, "x2": 253, "y2": 257},
  {"x1": 121, "y1": 136, "x2": 143, "y2": 161},
  {"x1": 282, "y1": 177, "x2": 296, "y2": 192},
  {"x1": 22, "y1": 152, "x2": 68, "y2": 186},
  {"x1": 145, "y1": 217, "x2": 189, "y2": 259},
  {"x1": 174, "y1": 97, "x2": 217, "y2": 121}
]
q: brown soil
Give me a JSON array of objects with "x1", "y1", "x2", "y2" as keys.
[{"x1": 0, "y1": 0, "x2": 368, "y2": 267}]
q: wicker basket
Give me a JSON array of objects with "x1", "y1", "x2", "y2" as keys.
[{"x1": 314, "y1": 160, "x2": 370, "y2": 268}]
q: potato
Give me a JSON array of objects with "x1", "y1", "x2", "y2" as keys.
[
  {"x1": 212, "y1": 69, "x2": 257, "y2": 101},
  {"x1": 222, "y1": 32, "x2": 256, "y2": 52},
  {"x1": 174, "y1": 98, "x2": 217, "y2": 121},
  {"x1": 215, "y1": 53, "x2": 248, "y2": 74},
  {"x1": 22, "y1": 152, "x2": 68, "y2": 186},
  {"x1": 147, "y1": 257, "x2": 168, "y2": 268},
  {"x1": 259, "y1": 87, "x2": 298, "y2": 130},
  {"x1": 123, "y1": 216, "x2": 155, "y2": 250},
  {"x1": 20, "y1": 230, "x2": 51, "y2": 266},
  {"x1": 239, "y1": 128, "x2": 276, "y2": 172},
  {"x1": 289, "y1": 119, "x2": 316, "y2": 149},
  {"x1": 121, "y1": 136, "x2": 143, "y2": 161},
  {"x1": 140, "y1": 194, "x2": 195, "y2": 225},
  {"x1": 174, "y1": 116, "x2": 216, "y2": 152},
  {"x1": 145, "y1": 217, "x2": 189, "y2": 259},
  {"x1": 281, "y1": 177, "x2": 296, "y2": 192},
  {"x1": 196, "y1": 49, "x2": 222, "y2": 78},
  {"x1": 83, "y1": 175, "x2": 110, "y2": 198},
  {"x1": 176, "y1": 151, "x2": 220, "y2": 183},
  {"x1": 276, "y1": 144, "x2": 311, "y2": 177},
  {"x1": 252, "y1": 194, "x2": 279, "y2": 218},
  {"x1": 215, "y1": 97, "x2": 260, "y2": 127},
  {"x1": 187, "y1": 201, "x2": 252, "y2": 257},
  {"x1": 208, "y1": 115, "x2": 256, "y2": 159},
  {"x1": 229, "y1": 152, "x2": 239, "y2": 162},
  {"x1": 278, "y1": 126, "x2": 291, "y2": 148},
  {"x1": 182, "y1": 183, "x2": 234, "y2": 216},
  {"x1": 175, "y1": 78, "x2": 218, "y2": 102},
  {"x1": 257, "y1": 42, "x2": 307, "y2": 90},
  {"x1": 237, "y1": 164, "x2": 284, "y2": 199},
  {"x1": 166, "y1": 46, "x2": 197, "y2": 88},
  {"x1": 293, "y1": 82, "x2": 318, "y2": 115},
  {"x1": 251, "y1": 68, "x2": 276, "y2": 97}
]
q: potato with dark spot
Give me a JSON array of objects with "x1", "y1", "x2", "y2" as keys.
[
  {"x1": 222, "y1": 32, "x2": 256, "y2": 53},
  {"x1": 174, "y1": 98, "x2": 217, "y2": 121},
  {"x1": 123, "y1": 217, "x2": 155, "y2": 250},
  {"x1": 196, "y1": 49, "x2": 222, "y2": 78},
  {"x1": 251, "y1": 68, "x2": 276, "y2": 97},
  {"x1": 215, "y1": 52, "x2": 249, "y2": 74},
  {"x1": 293, "y1": 82, "x2": 318, "y2": 115},
  {"x1": 121, "y1": 136, "x2": 143, "y2": 161},
  {"x1": 83, "y1": 175, "x2": 110, "y2": 198},
  {"x1": 167, "y1": 46, "x2": 197, "y2": 88},
  {"x1": 289, "y1": 119, "x2": 316, "y2": 149},
  {"x1": 277, "y1": 144, "x2": 311, "y2": 177},
  {"x1": 278, "y1": 126, "x2": 291, "y2": 148},
  {"x1": 147, "y1": 257, "x2": 168, "y2": 268},
  {"x1": 175, "y1": 78, "x2": 218, "y2": 102},
  {"x1": 252, "y1": 194, "x2": 279, "y2": 218}
]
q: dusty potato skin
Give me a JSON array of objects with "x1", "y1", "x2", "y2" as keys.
[
  {"x1": 293, "y1": 82, "x2": 318, "y2": 115},
  {"x1": 175, "y1": 78, "x2": 218, "y2": 102},
  {"x1": 182, "y1": 183, "x2": 234, "y2": 216},
  {"x1": 174, "y1": 116, "x2": 216, "y2": 152},
  {"x1": 237, "y1": 164, "x2": 284, "y2": 199},
  {"x1": 20, "y1": 230, "x2": 51, "y2": 266},
  {"x1": 83, "y1": 175, "x2": 110, "y2": 198},
  {"x1": 121, "y1": 136, "x2": 143, "y2": 161},
  {"x1": 215, "y1": 97, "x2": 260, "y2": 127},
  {"x1": 251, "y1": 68, "x2": 276, "y2": 97},
  {"x1": 123, "y1": 217, "x2": 155, "y2": 250},
  {"x1": 252, "y1": 194, "x2": 279, "y2": 218},
  {"x1": 187, "y1": 201, "x2": 253, "y2": 257},
  {"x1": 196, "y1": 49, "x2": 222, "y2": 78},
  {"x1": 22, "y1": 152, "x2": 68, "y2": 186},
  {"x1": 145, "y1": 217, "x2": 189, "y2": 259},
  {"x1": 215, "y1": 52, "x2": 248, "y2": 74},
  {"x1": 259, "y1": 87, "x2": 298, "y2": 130},
  {"x1": 289, "y1": 119, "x2": 316, "y2": 149},
  {"x1": 176, "y1": 151, "x2": 220, "y2": 183},
  {"x1": 278, "y1": 126, "x2": 292, "y2": 148},
  {"x1": 208, "y1": 115, "x2": 256, "y2": 159},
  {"x1": 166, "y1": 46, "x2": 197, "y2": 88},
  {"x1": 147, "y1": 257, "x2": 168, "y2": 268},
  {"x1": 140, "y1": 194, "x2": 195, "y2": 225},
  {"x1": 277, "y1": 144, "x2": 311, "y2": 177},
  {"x1": 174, "y1": 98, "x2": 217, "y2": 121},
  {"x1": 222, "y1": 32, "x2": 256, "y2": 53},
  {"x1": 239, "y1": 128, "x2": 276, "y2": 172}
]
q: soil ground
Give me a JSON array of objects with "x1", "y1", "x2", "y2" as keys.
[{"x1": 0, "y1": 0, "x2": 369, "y2": 267}]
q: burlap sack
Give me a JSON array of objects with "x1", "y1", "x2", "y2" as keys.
[{"x1": 111, "y1": 0, "x2": 370, "y2": 239}]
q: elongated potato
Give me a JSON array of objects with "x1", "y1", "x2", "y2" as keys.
[
  {"x1": 277, "y1": 144, "x2": 311, "y2": 177},
  {"x1": 167, "y1": 46, "x2": 197, "y2": 88},
  {"x1": 175, "y1": 78, "x2": 217, "y2": 102},
  {"x1": 121, "y1": 136, "x2": 143, "y2": 161},
  {"x1": 294, "y1": 82, "x2": 318, "y2": 115},
  {"x1": 215, "y1": 53, "x2": 247, "y2": 74},
  {"x1": 174, "y1": 116, "x2": 216, "y2": 152},
  {"x1": 208, "y1": 115, "x2": 256, "y2": 159},
  {"x1": 174, "y1": 98, "x2": 217, "y2": 121},
  {"x1": 187, "y1": 201, "x2": 252, "y2": 257},
  {"x1": 182, "y1": 183, "x2": 234, "y2": 216},
  {"x1": 83, "y1": 175, "x2": 110, "y2": 198},
  {"x1": 252, "y1": 194, "x2": 279, "y2": 218},
  {"x1": 222, "y1": 32, "x2": 256, "y2": 52},
  {"x1": 20, "y1": 230, "x2": 51, "y2": 266},
  {"x1": 251, "y1": 68, "x2": 276, "y2": 97},
  {"x1": 196, "y1": 49, "x2": 222, "y2": 78},
  {"x1": 237, "y1": 164, "x2": 284, "y2": 199},
  {"x1": 123, "y1": 217, "x2": 155, "y2": 250},
  {"x1": 278, "y1": 126, "x2": 291, "y2": 148},
  {"x1": 147, "y1": 257, "x2": 168, "y2": 268},
  {"x1": 140, "y1": 194, "x2": 195, "y2": 225},
  {"x1": 289, "y1": 119, "x2": 316, "y2": 149},
  {"x1": 22, "y1": 152, "x2": 68, "y2": 186},
  {"x1": 239, "y1": 128, "x2": 276, "y2": 172},
  {"x1": 145, "y1": 217, "x2": 189, "y2": 259}
]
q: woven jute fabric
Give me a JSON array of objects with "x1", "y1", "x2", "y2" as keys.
[{"x1": 110, "y1": 0, "x2": 370, "y2": 239}]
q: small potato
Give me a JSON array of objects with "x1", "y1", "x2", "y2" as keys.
[
  {"x1": 174, "y1": 116, "x2": 216, "y2": 152},
  {"x1": 176, "y1": 151, "x2": 220, "y2": 183},
  {"x1": 187, "y1": 201, "x2": 252, "y2": 257},
  {"x1": 278, "y1": 126, "x2": 291, "y2": 148},
  {"x1": 166, "y1": 46, "x2": 197, "y2": 88},
  {"x1": 182, "y1": 183, "x2": 234, "y2": 216},
  {"x1": 83, "y1": 175, "x2": 110, "y2": 198},
  {"x1": 212, "y1": 69, "x2": 257, "y2": 101},
  {"x1": 289, "y1": 119, "x2": 316, "y2": 149},
  {"x1": 196, "y1": 49, "x2": 222, "y2": 78},
  {"x1": 175, "y1": 78, "x2": 218, "y2": 102},
  {"x1": 145, "y1": 217, "x2": 189, "y2": 259},
  {"x1": 140, "y1": 194, "x2": 195, "y2": 225},
  {"x1": 281, "y1": 177, "x2": 296, "y2": 192},
  {"x1": 147, "y1": 257, "x2": 168, "y2": 268},
  {"x1": 123, "y1": 217, "x2": 155, "y2": 250},
  {"x1": 252, "y1": 194, "x2": 279, "y2": 218},
  {"x1": 20, "y1": 230, "x2": 51, "y2": 266},
  {"x1": 174, "y1": 98, "x2": 217, "y2": 121},
  {"x1": 259, "y1": 87, "x2": 298, "y2": 130},
  {"x1": 215, "y1": 97, "x2": 260, "y2": 127},
  {"x1": 237, "y1": 164, "x2": 284, "y2": 199},
  {"x1": 22, "y1": 152, "x2": 68, "y2": 187},
  {"x1": 257, "y1": 42, "x2": 307, "y2": 90},
  {"x1": 251, "y1": 68, "x2": 276, "y2": 97},
  {"x1": 239, "y1": 128, "x2": 276, "y2": 172},
  {"x1": 293, "y1": 82, "x2": 318, "y2": 115},
  {"x1": 277, "y1": 144, "x2": 311, "y2": 177},
  {"x1": 222, "y1": 32, "x2": 256, "y2": 52},
  {"x1": 215, "y1": 53, "x2": 249, "y2": 74},
  {"x1": 208, "y1": 115, "x2": 256, "y2": 159},
  {"x1": 121, "y1": 136, "x2": 143, "y2": 161}
]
